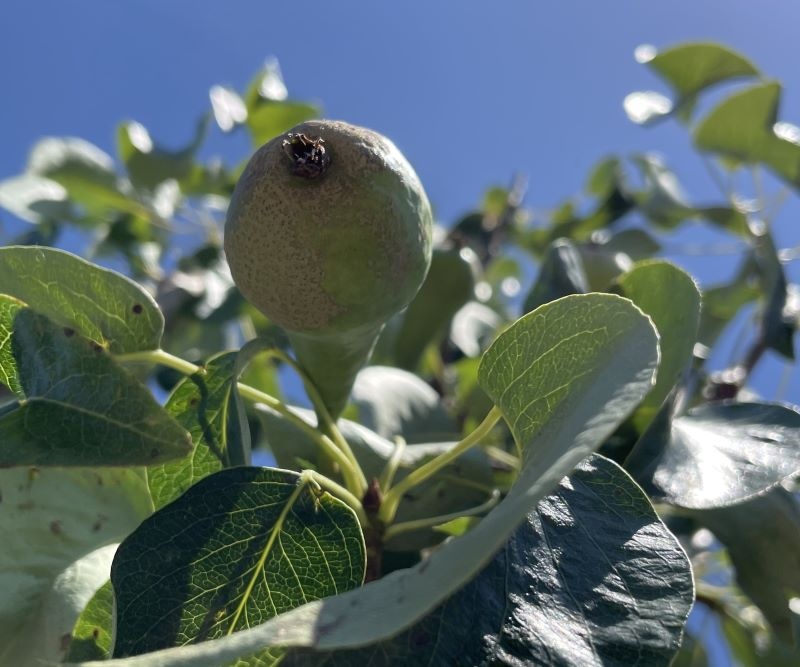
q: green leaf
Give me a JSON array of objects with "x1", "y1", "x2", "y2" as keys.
[
  {"x1": 614, "y1": 260, "x2": 700, "y2": 431},
  {"x1": 350, "y1": 366, "x2": 457, "y2": 443},
  {"x1": 697, "y1": 262, "x2": 760, "y2": 348},
  {"x1": 2, "y1": 545, "x2": 117, "y2": 667},
  {"x1": 599, "y1": 228, "x2": 661, "y2": 261},
  {"x1": 627, "y1": 402, "x2": 800, "y2": 509},
  {"x1": 257, "y1": 403, "x2": 492, "y2": 552},
  {"x1": 698, "y1": 488, "x2": 800, "y2": 643},
  {"x1": 26, "y1": 137, "x2": 145, "y2": 215},
  {"x1": 754, "y1": 228, "x2": 795, "y2": 359},
  {"x1": 449, "y1": 301, "x2": 503, "y2": 358},
  {"x1": 523, "y1": 239, "x2": 589, "y2": 312},
  {"x1": 149, "y1": 352, "x2": 241, "y2": 508},
  {"x1": 0, "y1": 294, "x2": 26, "y2": 396},
  {"x1": 0, "y1": 308, "x2": 191, "y2": 466},
  {"x1": 110, "y1": 467, "x2": 365, "y2": 657},
  {"x1": 0, "y1": 246, "x2": 164, "y2": 354},
  {"x1": 694, "y1": 82, "x2": 800, "y2": 189},
  {"x1": 0, "y1": 173, "x2": 71, "y2": 224},
  {"x1": 118, "y1": 117, "x2": 208, "y2": 190},
  {"x1": 65, "y1": 580, "x2": 114, "y2": 662},
  {"x1": 66, "y1": 293, "x2": 657, "y2": 666},
  {"x1": 0, "y1": 466, "x2": 151, "y2": 665},
  {"x1": 643, "y1": 42, "x2": 759, "y2": 99},
  {"x1": 247, "y1": 101, "x2": 321, "y2": 147},
  {"x1": 284, "y1": 456, "x2": 693, "y2": 666},
  {"x1": 393, "y1": 248, "x2": 476, "y2": 370}
]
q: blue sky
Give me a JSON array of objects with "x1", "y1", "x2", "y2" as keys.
[{"x1": 2, "y1": 0, "x2": 800, "y2": 409}]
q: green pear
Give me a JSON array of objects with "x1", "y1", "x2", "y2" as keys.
[{"x1": 225, "y1": 120, "x2": 433, "y2": 420}]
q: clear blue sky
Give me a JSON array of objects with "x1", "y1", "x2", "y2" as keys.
[{"x1": 2, "y1": 0, "x2": 799, "y2": 408}]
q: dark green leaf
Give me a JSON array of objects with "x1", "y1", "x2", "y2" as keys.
[
  {"x1": 393, "y1": 248, "x2": 476, "y2": 370},
  {"x1": 118, "y1": 117, "x2": 208, "y2": 190},
  {"x1": 698, "y1": 488, "x2": 800, "y2": 643},
  {"x1": 0, "y1": 309, "x2": 191, "y2": 466},
  {"x1": 754, "y1": 228, "x2": 795, "y2": 359},
  {"x1": 523, "y1": 239, "x2": 588, "y2": 312},
  {"x1": 26, "y1": 137, "x2": 145, "y2": 215},
  {"x1": 285, "y1": 456, "x2": 693, "y2": 667},
  {"x1": 111, "y1": 466, "x2": 365, "y2": 657},
  {"x1": 0, "y1": 173, "x2": 71, "y2": 224},
  {"x1": 0, "y1": 246, "x2": 164, "y2": 353},
  {"x1": 627, "y1": 402, "x2": 800, "y2": 508},
  {"x1": 614, "y1": 261, "x2": 701, "y2": 431},
  {"x1": 67, "y1": 294, "x2": 657, "y2": 665},
  {"x1": 694, "y1": 82, "x2": 800, "y2": 189},
  {"x1": 65, "y1": 580, "x2": 114, "y2": 662},
  {"x1": 697, "y1": 261, "x2": 760, "y2": 348}
]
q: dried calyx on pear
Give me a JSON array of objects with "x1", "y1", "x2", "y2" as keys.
[{"x1": 225, "y1": 119, "x2": 433, "y2": 419}]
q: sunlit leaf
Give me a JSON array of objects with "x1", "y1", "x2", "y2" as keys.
[
  {"x1": 0, "y1": 246, "x2": 163, "y2": 353},
  {"x1": 695, "y1": 82, "x2": 800, "y2": 189},
  {"x1": 628, "y1": 402, "x2": 800, "y2": 508},
  {"x1": 111, "y1": 467, "x2": 365, "y2": 658},
  {"x1": 284, "y1": 456, "x2": 693, "y2": 666},
  {"x1": 0, "y1": 309, "x2": 191, "y2": 467},
  {"x1": 614, "y1": 260, "x2": 700, "y2": 431},
  {"x1": 65, "y1": 580, "x2": 114, "y2": 662},
  {"x1": 0, "y1": 173, "x2": 71, "y2": 224}
]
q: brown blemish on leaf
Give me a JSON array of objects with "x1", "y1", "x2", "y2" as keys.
[
  {"x1": 17, "y1": 501, "x2": 34, "y2": 510},
  {"x1": 150, "y1": 448, "x2": 160, "y2": 459},
  {"x1": 92, "y1": 628, "x2": 100, "y2": 640},
  {"x1": 60, "y1": 633, "x2": 72, "y2": 651},
  {"x1": 131, "y1": 303, "x2": 144, "y2": 314},
  {"x1": 50, "y1": 520, "x2": 63, "y2": 535},
  {"x1": 90, "y1": 341, "x2": 104, "y2": 353},
  {"x1": 63, "y1": 327, "x2": 75, "y2": 337}
]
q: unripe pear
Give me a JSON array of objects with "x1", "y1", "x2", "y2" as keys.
[{"x1": 225, "y1": 120, "x2": 433, "y2": 419}]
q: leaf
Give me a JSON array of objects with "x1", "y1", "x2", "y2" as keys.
[
  {"x1": 210, "y1": 85, "x2": 248, "y2": 132},
  {"x1": 642, "y1": 42, "x2": 759, "y2": 100},
  {"x1": 0, "y1": 246, "x2": 164, "y2": 353},
  {"x1": 624, "y1": 91, "x2": 674, "y2": 125},
  {"x1": 110, "y1": 467, "x2": 365, "y2": 657},
  {"x1": 67, "y1": 293, "x2": 658, "y2": 666},
  {"x1": 694, "y1": 82, "x2": 800, "y2": 189},
  {"x1": 350, "y1": 365, "x2": 456, "y2": 443},
  {"x1": 0, "y1": 173, "x2": 71, "y2": 224},
  {"x1": 599, "y1": 228, "x2": 661, "y2": 261},
  {"x1": 449, "y1": 301, "x2": 503, "y2": 358},
  {"x1": 283, "y1": 456, "x2": 693, "y2": 666},
  {"x1": 66, "y1": 580, "x2": 114, "y2": 662},
  {"x1": 754, "y1": 228, "x2": 795, "y2": 359},
  {"x1": 0, "y1": 294, "x2": 26, "y2": 396},
  {"x1": 26, "y1": 137, "x2": 144, "y2": 215},
  {"x1": 148, "y1": 352, "x2": 241, "y2": 508},
  {"x1": 393, "y1": 248, "x2": 476, "y2": 370},
  {"x1": 0, "y1": 308, "x2": 191, "y2": 466},
  {"x1": 1, "y1": 545, "x2": 117, "y2": 667},
  {"x1": 524, "y1": 239, "x2": 589, "y2": 312},
  {"x1": 0, "y1": 466, "x2": 151, "y2": 664},
  {"x1": 627, "y1": 402, "x2": 800, "y2": 509},
  {"x1": 247, "y1": 101, "x2": 321, "y2": 147},
  {"x1": 614, "y1": 260, "x2": 700, "y2": 431},
  {"x1": 118, "y1": 117, "x2": 208, "y2": 190},
  {"x1": 257, "y1": 404, "x2": 492, "y2": 551},
  {"x1": 697, "y1": 262, "x2": 760, "y2": 348},
  {"x1": 698, "y1": 488, "x2": 800, "y2": 643}
]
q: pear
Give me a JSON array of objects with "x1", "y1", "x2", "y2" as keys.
[{"x1": 225, "y1": 120, "x2": 433, "y2": 420}]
